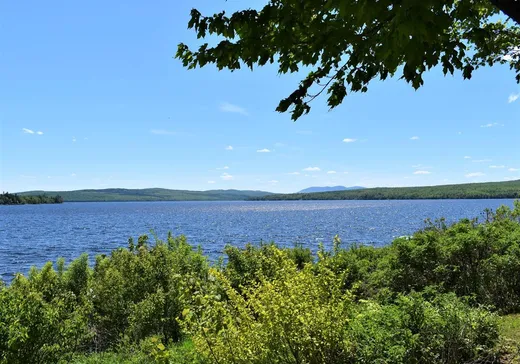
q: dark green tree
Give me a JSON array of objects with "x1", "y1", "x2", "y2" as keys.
[{"x1": 177, "y1": 0, "x2": 520, "y2": 120}]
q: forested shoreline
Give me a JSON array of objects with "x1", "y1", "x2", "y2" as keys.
[
  {"x1": 252, "y1": 179, "x2": 520, "y2": 201},
  {"x1": 1, "y1": 202, "x2": 520, "y2": 363},
  {"x1": 0, "y1": 192, "x2": 63, "y2": 205}
]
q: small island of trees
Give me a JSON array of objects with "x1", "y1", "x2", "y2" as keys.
[{"x1": 0, "y1": 192, "x2": 64, "y2": 205}]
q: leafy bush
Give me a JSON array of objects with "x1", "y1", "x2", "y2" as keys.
[
  {"x1": 90, "y1": 234, "x2": 208, "y2": 350},
  {"x1": 388, "y1": 202, "x2": 520, "y2": 312},
  {"x1": 0, "y1": 261, "x2": 92, "y2": 363},
  {"x1": 184, "y1": 248, "x2": 499, "y2": 364}
]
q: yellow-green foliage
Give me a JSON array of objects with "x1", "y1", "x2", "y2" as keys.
[{"x1": 185, "y1": 248, "x2": 499, "y2": 364}]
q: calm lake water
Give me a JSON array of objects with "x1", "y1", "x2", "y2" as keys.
[{"x1": 0, "y1": 199, "x2": 515, "y2": 282}]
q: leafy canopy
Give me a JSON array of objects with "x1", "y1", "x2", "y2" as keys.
[{"x1": 176, "y1": 0, "x2": 520, "y2": 120}]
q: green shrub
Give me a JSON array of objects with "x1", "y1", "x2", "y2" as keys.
[
  {"x1": 184, "y1": 247, "x2": 499, "y2": 364},
  {"x1": 0, "y1": 261, "x2": 92, "y2": 364},
  {"x1": 90, "y1": 234, "x2": 208, "y2": 350}
]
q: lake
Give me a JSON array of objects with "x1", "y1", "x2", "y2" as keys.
[{"x1": 0, "y1": 199, "x2": 516, "y2": 282}]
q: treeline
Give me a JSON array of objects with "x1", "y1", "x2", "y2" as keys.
[
  {"x1": 0, "y1": 192, "x2": 64, "y2": 205},
  {"x1": 252, "y1": 179, "x2": 520, "y2": 200},
  {"x1": 1, "y1": 202, "x2": 520, "y2": 363}
]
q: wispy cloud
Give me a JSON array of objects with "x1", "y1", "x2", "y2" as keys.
[
  {"x1": 473, "y1": 159, "x2": 492, "y2": 163},
  {"x1": 257, "y1": 148, "x2": 271, "y2": 153},
  {"x1": 464, "y1": 156, "x2": 471, "y2": 159},
  {"x1": 327, "y1": 171, "x2": 337, "y2": 174},
  {"x1": 208, "y1": 180, "x2": 216, "y2": 184},
  {"x1": 480, "y1": 122, "x2": 503, "y2": 128},
  {"x1": 508, "y1": 93, "x2": 519, "y2": 104},
  {"x1": 22, "y1": 128, "x2": 43, "y2": 135},
  {"x1": 343, "y1": 171, "x2": 349, "y2": 174},
  {"x1": 268, "y1": 180, "x2": 279, "y2": 184},
  {"x1": 413, "y1": 170, "x2": 431, "y2": 175},
  {"x1": 225, "y1": 145, "x2": 233, "y2": 151},
  {"x1": 150, "y1": 129, "x2": 178, "y2": 136},
  {"x1": 220, "y1": 102, "x2": 248, "y2": 116},
  {"x1": 489, "y1": 165, "x2": 505, "y2": 169},
  {"x1": 287, "y1": 172, "x2": 300, "y2": 175},
  {"x1": 72, "y1": 136, "x2": 77, "y2": 142},
  {"x1": 220, "y1": 173, "x2": 233, "y2": 181},
  {"x1": 410, "y1": 136, "x2": 420, "y2": 140},
  {"x1": 509, "y1": 168, "x2": 519, "y2": 172},
  {"x1": 465, "y1": 172, "x2": 485, "y2": 178},
  {"x1": 343, "y1": 138, "x2": 357, "y2": 143},
  {"x1": 303, "y1": 167, "x2": 320, "y2": 172},
  {"x1": 216, "y1": 166, "x2": 229, "y2": 170}
]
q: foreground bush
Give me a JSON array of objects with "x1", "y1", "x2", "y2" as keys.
[
  {"x1": 185, "y1": 249, "x2": 499, "y2": 364},
  {"x1": 0, "y1": 234, "x2": 208, "y2": 363}
]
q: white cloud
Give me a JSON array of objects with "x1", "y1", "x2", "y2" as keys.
[
  {"x1": 464, "y1": 156, "x2": 471, "y2": 159},
  {"x1": 150, "y1": 129, "x2": 177, "y2": 135},
  {"x1": 413, "y1": 170, "x2": 431, "y2": 175},
  {"x1": 343, "y1": 138, "x2": 357, "y2": 143},
  {"x1": 509, "y1": 168, "x2": 519, "y2": 172},
  {"x1": 225, "y1": 145, "x2": 233, "y2": 150},
  {"x1": 410, "y1": 136, "x2": 420, "y2": 140},
  {"x1": 287, "y1": 172, "x2": 300, "y2": 175},
  {"x1": 36, "y1": 131, "x2": 43, "y2": 135},
  {"x1": 473, "y1": 159, "x2": 492, "y2": 163},
  {"x1": 72, "y1": 137, "x2": 77, "y2": 142},
  {"x1": 257, "y1": 148, "x2": 271, "y2": 153},
  {"x1": 303, "y1": 167, "x2": 321, "y2": 172},
  {"x1": 480, "y1": 122, "x2": 503, "y2": 128},
  {"x1": 465, "y1": 172, "x2": 485, "y2": 178},
  {"x1": 489, "y1": 165, "x2": 505, "y2": 169},
  {"x1": 220, "y1": 102, "x2": 248, "y2": 116},
  {"x1": 216, "y1": 166, "x2": 229, "y2": 170},
  {"x1": 503, "y1": 47, "x2": 520, "y2": 62},
  {"x1": 22, "y1": 128, "x2": 35, "y2": 134},
  {"x1": 327, "y1": 171, "x2": 337, "y2": 174},
  {"x1": 71, "y1": 173, "x2": 77, "y2": 177},
  {"x1": 207, "y1": 180, "x2": 216, "y2": 184},
  {"x1": 508, "y1": 93, "x2": 519, "y2": 103},
  {"x1": 220, "y1": 173, "x2": 233, "y2": 181}
]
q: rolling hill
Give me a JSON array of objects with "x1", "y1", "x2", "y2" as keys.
[
  {"x1": 18, "y1": 188, "x2": 273, "y2": 202},
  {"x1": 252, "y1": 180, "x2": 520, "y2": 201}
]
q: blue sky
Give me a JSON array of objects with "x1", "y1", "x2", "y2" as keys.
[{"x1": 1, "y1": 0, "x2": 519, "y2": 194}]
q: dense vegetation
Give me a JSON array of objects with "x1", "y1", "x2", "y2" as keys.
[
  {"x1": 0, "y1": 192, "x2": 63, "y2": 205},
  {"x1": 18, "y1": 188, "x2": 272, "y2": 202},
  {"x1": 252, "y1": 179, "x2": 520, "y2": 201},
  {"x1": 1, "y1": 202, "x2": 520, "y2": 363}
]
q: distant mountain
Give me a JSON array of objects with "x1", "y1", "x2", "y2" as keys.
[
  {"x1": 299, "y1": 186, "x2": 365, "y2": 193},
  {"x1": 18, "y1": 188, "x2": 273, "y2": 202}
]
